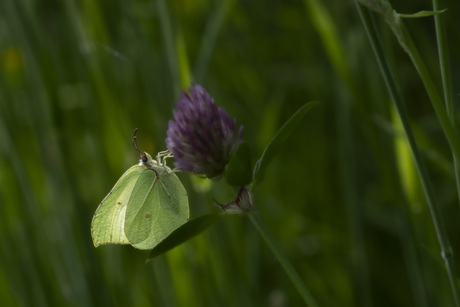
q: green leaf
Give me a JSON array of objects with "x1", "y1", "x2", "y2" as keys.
[
  {"x1": 147, "y1": 213, "x2": 222, "y2": 261},
  {"x1": 225, "y1": 142, "x2": 252, "y2": 187},
  {"x1": 253, "y1": 101, "x2": 319, "y2": 185},
  {"x1": 398, "y1": 10, "x2": 446, "y2": 18},
  {"x1": 91, "y1": 152, "x2": 189, "y2": 250}
]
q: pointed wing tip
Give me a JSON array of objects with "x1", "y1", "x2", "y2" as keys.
[{"x1": 92, "y1": 238, "x2": 102, "y2": 247}]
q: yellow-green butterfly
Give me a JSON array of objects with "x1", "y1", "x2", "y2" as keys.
[{"x1": 91, "y1": 130, "x2": 189, "y2": 250}]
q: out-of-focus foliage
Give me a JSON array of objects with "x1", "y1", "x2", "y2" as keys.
[{"x1": 1, "y1": 0, "x2": 460, "y2": 306}]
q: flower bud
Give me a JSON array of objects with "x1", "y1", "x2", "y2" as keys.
[{"x1": 219, "y1": 187, "x2": 254, "y2": 214}]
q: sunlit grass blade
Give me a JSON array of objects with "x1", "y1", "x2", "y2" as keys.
[
  {"x1": 431, "y1": 0, "x2": 460, "y2": 214},
  {"x1": 355, "y1": 3, "x2": 460, "y2": 305}
]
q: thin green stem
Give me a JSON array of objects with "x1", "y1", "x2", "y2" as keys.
[
  {"x1": 355, "y1": 3, "x2": 460, "y2": 306},
  {"x1": 432, "y1": 0, "x2": 460, "y2": 211},
  {"x1": 432, "y1": 0, "x2": 453, "y2": 117},
  {"x1": 157, "y1": 0, "x2": 180, "y2": 94},
  {"x1": 335, "y1": 86, "x2": 373, "y2": 306},
  {"x1": 388, "y1": 7, "x2": 460, "y2": 166},
  {"x1": 193, "y1": 0, "x2": 233, "y2": 83},
  {"x1": 248, "y1": 211, "x2": 318, "y2": 307}
]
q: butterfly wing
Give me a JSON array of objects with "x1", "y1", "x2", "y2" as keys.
[
  {"x1": 127, "y1": 168, "x2": 189, "y2": 250},
  {"x1": 91, "y1": 165, "x2": 145, "y2": 247},
  {"x1": 124, "y1": 169, "x2": 159, "y2": 245}
]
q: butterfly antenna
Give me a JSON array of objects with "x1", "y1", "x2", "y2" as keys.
[
  {"x1": 132, "y1": 128, "x2": 143, "y2": 157},
  {"x1": 133, "y1": 128, "x2": 160, "y2": 178}
]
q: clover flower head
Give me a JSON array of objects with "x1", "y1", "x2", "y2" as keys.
[{"x1": 166, "y1": 83, "x2": 243, "y2": 178}]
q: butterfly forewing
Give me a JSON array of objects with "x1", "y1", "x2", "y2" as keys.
[{"x1": 91, "y1": 165, "x2": 145, "y2": 247}]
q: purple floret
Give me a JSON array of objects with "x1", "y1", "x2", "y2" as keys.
[{"x1": 166, "y1": 84, "x2": 243, "y2": 178}]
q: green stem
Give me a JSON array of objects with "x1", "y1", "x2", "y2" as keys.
[
  {"x1": 193, "y1": 0, "x2": 233, "y2": 83},
  {"x1": 432, "y1": 0, "x2": 460, "y2": 212},
  {"x1": 432, "y1": 0, "x2": 453, "y2": 117},
  {"x1": 335, "y1": 86, "x2": 373, "y2": 306},
  {"x1": 157, "y1": 0, "x2": 180, "y2": 95},
  {"x1": 248, "y1": 211, "x2": 318, "y2": 307},
  {"x1": 355, "y1": 4, "x2": 460, "y2": 306},
  {"x1": 390, "y1": 7, "x2": 460, "y2": 166}
]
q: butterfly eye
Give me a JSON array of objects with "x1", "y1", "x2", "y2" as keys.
[{"x1": 142, "y1": 153, "x2": 148, "y2": 164}]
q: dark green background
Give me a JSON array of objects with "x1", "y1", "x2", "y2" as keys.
[{"x1": 1, "y1": 0, "x2": 460, "y2": 306}]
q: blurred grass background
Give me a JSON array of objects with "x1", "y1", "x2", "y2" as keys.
[{"x1": 1, "y1": 0, "x2": 460, "y2": 306}]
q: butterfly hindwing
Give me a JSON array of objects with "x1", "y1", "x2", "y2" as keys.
[
  {"x1": 124, "y1": 169, "x2": 159, "y2": 245},
  {"x1": 130, "y1": 169, "x2": 189, "y2": 250}
]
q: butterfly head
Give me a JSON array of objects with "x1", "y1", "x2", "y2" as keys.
[{"x1": 139, "y1": 152, "x2": 156, "y2": 166}]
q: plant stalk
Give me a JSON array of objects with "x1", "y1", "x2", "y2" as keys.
[
  {"x1": 354, "y1": 3, "x2": 460, "y2": 306},
  {"x1": 248, "y1": 211, "x2": 319, "y2": 307},
  {"x1": 432, "y1": 0, "x2": 460, "y2": 212}
]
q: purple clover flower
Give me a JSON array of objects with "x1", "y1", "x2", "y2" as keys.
[{"x1": 166, "y1": 84, "x2": 243, "y2": 178}]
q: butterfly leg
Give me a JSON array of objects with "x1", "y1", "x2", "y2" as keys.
[{"x1": 156, "y1": 150, "x2": 174, "y2": 167}]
